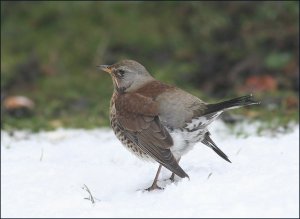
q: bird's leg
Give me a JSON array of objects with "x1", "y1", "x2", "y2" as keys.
[
  {"x1": 146, "y1": 164, "x2": 163, "y2": 191},
  {"x1": 169, "y1": 173, "x2": 175, "y2": 182},
  {"x1": 169, "y1": 157, "x2": 181, "y2": 182}
]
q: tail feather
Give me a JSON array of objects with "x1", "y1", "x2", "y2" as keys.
[
  {"x1": 159, "y1": 158, "x2": 189, "y2": 179},
  {"x1": 204, "y1": 94, "x2": 260, "y2": 116},
  {"x1": 201, "y1": 132, "x2": 231, "y2": 163}
]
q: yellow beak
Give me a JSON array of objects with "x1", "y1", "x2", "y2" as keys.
[{"x1": 98, "y1": 65, "x2": 112, "y2": 74}]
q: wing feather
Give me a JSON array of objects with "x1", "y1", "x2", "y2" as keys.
[{"x1": 114, "y1": 93, "x2": 188, "y2": 178}]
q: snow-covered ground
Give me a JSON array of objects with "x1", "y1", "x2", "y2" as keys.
[{"x1": 1, "y1": 121, "x2": 299, "y2": 218}]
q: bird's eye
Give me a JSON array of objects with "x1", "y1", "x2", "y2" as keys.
[{"x1": 117, "y1": 69, "x2": 125, "y2": 78}]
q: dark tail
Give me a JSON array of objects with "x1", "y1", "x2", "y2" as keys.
[
  {"x1": 201, "y1": 132, "x2": 231, "y2": 163},
  {"x1": 204, "y1": 94, "x2": 260, "y2": 115}
]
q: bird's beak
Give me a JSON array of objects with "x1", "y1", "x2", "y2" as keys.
[{"x1": 98, "y1": 65, "x2": 112, "y2": 74}]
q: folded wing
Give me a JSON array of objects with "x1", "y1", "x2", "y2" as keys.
[{"x1": 115, "y1": 93, "x2": 189, "y2": 178}]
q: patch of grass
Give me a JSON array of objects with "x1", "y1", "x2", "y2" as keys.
[{"x1": 1, "y1": 2, "x2": 299, "y2": 133}]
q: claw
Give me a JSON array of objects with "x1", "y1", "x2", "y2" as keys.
[{"x1": 145, "y1": 183, "x2": 164, "y2": 191}]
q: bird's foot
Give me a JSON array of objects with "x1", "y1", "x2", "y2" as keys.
[
  {"x1": 162, "y1": 173, "x2": 176, "y2": 182},
  {"x1": 169, "y1": 173, "x2": 175, "y2": 182},
  {"x1": 145, "y1": 183, "x2": 164, "y2": 192}
]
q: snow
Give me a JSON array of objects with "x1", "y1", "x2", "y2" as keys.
[{"x1": 1, "y1": 121, "x2": 299, "y2": 218}]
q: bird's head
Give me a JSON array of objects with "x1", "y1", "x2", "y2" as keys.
[{"x1": 98, "y1": 60, "x2": 154, "y2": 93}]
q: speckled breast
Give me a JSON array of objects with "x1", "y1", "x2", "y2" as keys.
[{"x1": 109, "y1": 98, "x2": 152, "y2": 161}]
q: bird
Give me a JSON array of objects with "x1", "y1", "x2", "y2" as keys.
[{"x1": 98, "y1": 59, "x2": 259, "y2": 191}]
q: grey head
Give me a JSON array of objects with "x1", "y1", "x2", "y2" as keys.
[{"x1": 98, "y1": 60, "x2": 154, "y2": 93}]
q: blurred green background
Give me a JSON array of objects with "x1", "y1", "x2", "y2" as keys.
[{"x1": 1, "y1": 1, "x2": 299, "y2": 132}]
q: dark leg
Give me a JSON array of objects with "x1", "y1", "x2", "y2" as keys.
[
  {"x1": 169, "y1": 157, "x2": 181, "y2": 182},
  {"x1": 169, "y1": 173, "x2": 176, "y2": 182},
  {"x1": 146, "y1": 164, "x2": 163, "y2": 191}
]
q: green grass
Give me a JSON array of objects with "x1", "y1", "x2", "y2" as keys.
[{"x1": 1, "y1": 1, "x2": 299, "y2": 133}]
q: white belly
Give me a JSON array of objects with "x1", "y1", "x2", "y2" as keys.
[
  {"x1": 169, "y1": 128, "x2": 206, "y2": 160},
  {"x1": 169, "y1": 112, "x2": 222, "y2": 159}
]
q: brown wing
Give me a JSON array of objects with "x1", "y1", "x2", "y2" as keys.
[{"x1": 114, "y1": 93, "x2": 189, "y2": 178}]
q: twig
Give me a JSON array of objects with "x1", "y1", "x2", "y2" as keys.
[
  {"x1": 39, "y1": 148, "x2": 44, "y2": 162},
  {"x1": 82, "y1": 184, "x2": 96, "y2": 204},
  {"x1": 207, "y1": 172, "x2": 213, "y2": 180},
  {"x1": 236, "y1": 148, "x2": 242, "y2": 155}
]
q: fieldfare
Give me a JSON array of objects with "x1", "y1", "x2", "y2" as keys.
[{"x1": 99, "y1": 60, "x2": 259, "y2": 191}]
